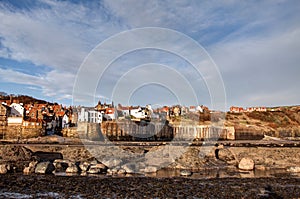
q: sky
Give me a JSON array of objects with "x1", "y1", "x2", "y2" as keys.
[{"x1": 0, "y1": 0, "x2": 299, "y2": 109}]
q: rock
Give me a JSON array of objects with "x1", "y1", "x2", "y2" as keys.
[
  {"x1": 35, "y1": 162, "x2": 55, "y2": 174},
  {"x1": 217, "y1": 149, "x2": 235, "y2": 162},
  {"x1": 102, "y1": 158, "x2": 122, "y2": 168},
  {"x1": 122, "y1": 163, "x2": 136, "y2": 174},
  {"x1": 87, "y1": 167, "x2": 101, "y2": 174},
  {"x1": 117, "y1": 168, "x2": 126, "y2": 175},
  {"x1": 79, "y1": 162, "x2": 90, "y2": 172},
  {"x1": 66, "y1": 164, "x2": 79, "y2": 173},
  {"x1": 144, "y1": 166, "x2": 158, "y2": 173},
  {"x1": 238, "y1": 158, "x2": 255, "y2": 170},
  {"x1": 32, "y1": 151, "x2": 63, "y2": 162},
  {"x1": 287, "y1": 166, "x2": 300, "y2": 173},
  {"x1": 180, "y1": 170, "x2": 192, "y2": 176},
  {"x1": 0, "y1": 164, "x2": 9, "y2": 174},
  {"x1": 23, "y1": 167, "x2": 31, "y2": 174},
  {"x1": 53, "y1": 159, "x2": 70, "y2": 172},
  {"x1": 87, "y1": 164, "x2": 107, "y2": 174},
  {"x1": 255, "y1": 165, "x2": 266, "y2": 171},
  {"x1": 29, "y1": 161, "x2": 38, "y2": 168},
  {"x1": 23, "y1": 161, "x2": 37, "y2": 174}
]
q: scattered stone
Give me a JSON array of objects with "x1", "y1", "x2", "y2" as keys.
[
  {"x1": 238, "y1": 158, "x2": 255, "y2": 171},
  {"x1": 79, "y1": 162, "x2": 90, "y2": 172},
  {"x1": 23, "y1": 161, "x2": 37, "y2": 174},
  {"x1": 102, "y1": 158, "x2": 122, "y2": 168},
  {"x1": 117, "y1": 168, "x2": 126, "y2": 175},
  {"x1": 144, "y1": 166, "x2": 158, "y2": 173},
  {"x1": 66, "y1": 164, "x2": 79, "y2": 173},
  {"x1": 0, "y1": 164, "x2": 10, "y2": 174},
  {"x1": 29, "y1": 161, "x2": 38, "y2": 168},
  {"x1": 53, "y1": 159, "x2": 70, "y2": 172},
  {"x1": 287, "y1": 166, "x2": 300, "y2": 173},
  {"x1": 122, "y1": 163, "x2": 136, "y2": 174},
  {"x1": 217, "y1": 149, "x2": 235, "y2": 162},
  {"x1": 35, "y1": 162, "x2": 55, "y2": 174},
  {"x1": 87, "y1": 164, "x2": 107, "y2": 174},
  {"x1": 180, "y1": 170, "x2": 192, "y2": 176},
  {"x1": 255, "y1": 165, "x2": 266, "y2": 171},
  {"x1": 23, "y1": 167, "x2": 31, "y2": 174}
]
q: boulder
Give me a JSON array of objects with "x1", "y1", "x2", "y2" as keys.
[
  {"x1": 66, "y1": 164, "x2": 79, "y2": 173},
  {"x1": 107, "y1": 167, "x2": 119, "y2": 175},
  {"x1": 122, "y1": 163, "x2": 136, "y2": 174},
  {"x1": 35, "y1": 162, "x2": 55, "y2": 174},
  {"x1": 23, "y1": 161, "x2": 37, "y2": 174},
  {"x1": 255, "y1": 165, "x2": 266, "y2": 171},
  {"x1": 23, "y1": 167, "x2": 31, "y2": 174},
  {"x1": 53, "y1": 159, "x2": 70, "y2": 172},
  {"x1": 180, "y1": 170, "x2": 192, "y2": 176},
  {"x1": 102, "y1": 158, "x2": 122, "y2": 168},
  {"x1": 144, "y1": 166, "x2": 158, "y2": 173},
  {"x1": 287, "y1": 166, "x2": 300, "y2": 173},
  {"x1": 217, "y1": 149, "x2": 235, "y2": 162},
  {"x1": 87, "y1": 164, "x2": 107, "y2": 174},
  {"x1": 238, "y1": 158, "x2": 255, "y2": 170},
  {"x1": 0, "y1": 164, "x2": 10, "y2": 174},
  {"x1": 32, "y1": 151, "x2": 63, "y2": 162},
  {"x1": 79, "y1": 162, "x2": 90, "y2": 172},
  {"x1": 117, "y1": 168, "x2": 126, "y2": 175}
]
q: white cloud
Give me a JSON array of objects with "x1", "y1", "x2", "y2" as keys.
[
  {"x1": 211, "y1": 26, "x2": 300, "y2": 107},
  {"x1": 0, "y1": 0, "x2": 299, "y2": 107},
  {"x1": 0, "y1": 68, "x2": 75, "y2": 100}
]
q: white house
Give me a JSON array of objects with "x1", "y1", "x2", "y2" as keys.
[
  {"x1": 7, "y1": 117, "x2": 23, "y2": 126},
  {"x1": 130, "y1": 107, "x2": 148, "y2": 120},
  {"x1": 78, "y1": 107, "x2": 102, "y2": 123},
  {"x1": 88, "y1": 110, "x2": 103, "y2": 123},
  {"x1": 62, "y1": 114, "x2": 69, "y2": 128},
  {"x1": 104, "y1": 108, "x2": 115, "y2": 120},
  {"x1": 10, "y1": 103, "x2": 24, "y2": 117}
]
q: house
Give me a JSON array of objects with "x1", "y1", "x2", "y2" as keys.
[
  {"x1": 10, "y1": 103, "x2": 24, "y2": 117},
  {"x1": 7, "y1": 117, "x2": 23, "y2": 126},
  {"x1": 78, "y1": 107, "x2": 103, "y2": 123},
  {"x1": 189, "y1": 106, "x2": 196, "y2": 112},
  {"x1": 117, "y1": 105, "x2": 131, "y2": 117},
  {"x1": 245, "y1": 107, "x2": 267, "y2": 112},
  {"x1": 22, "y1": 118, "x2": 43, "y2": 128},
  {"x1": 62, "y1": 114, "x2": 69, "y2": 128},
  {"x1": 230, "y1": 106, "x2": 244, "y2": 113},
  {"x1": 0, "y1": 103, "x2": 10, "y2": 127},
  {"x1": 104, "y1": 108, "x2": 115, "y2": 120},
  {"x1": 129, "y1": 106, "x2": 150, "y2": 121}
]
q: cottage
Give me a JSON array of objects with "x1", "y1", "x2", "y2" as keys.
[
  {"x1": 230, "y1": 106, "x2": 244, "y2": 113},
  {"x1": 10, "y1": 103, "x2": 24, "y2": 117}
]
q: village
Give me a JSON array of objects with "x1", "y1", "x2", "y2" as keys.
[{"x1": 0, "y1": 93, "x2": 272, "y2": 140}]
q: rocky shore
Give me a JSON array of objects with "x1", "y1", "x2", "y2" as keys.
[
  {"x1": 0, "y1": 174, "x2": 299, "y2": 198},
  {"x1": 0, "y1": 136, "x2": 300, "y2": 198}
]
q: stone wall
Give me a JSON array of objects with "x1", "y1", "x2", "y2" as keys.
[{"x1": 0, "y1": 126, "x2": 45, "y2": 139}]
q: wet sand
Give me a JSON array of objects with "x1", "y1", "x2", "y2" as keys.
[{"x1": 0, "y1": 174, "x2": 299, "y2": 198}]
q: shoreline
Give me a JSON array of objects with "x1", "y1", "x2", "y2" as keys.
[{"x1": 0, "y1": 174, "x2": 299, "y2": 198}]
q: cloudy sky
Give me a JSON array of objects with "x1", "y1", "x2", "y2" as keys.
[{"x1": 0, "y1": 0, "x2": 299, "y2": 109}]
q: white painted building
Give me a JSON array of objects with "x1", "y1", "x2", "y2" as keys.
[
  {"x1": 62, "y1": 114, "x2": 69, "y2": 128},
  {"x1": 7, "y1": 117, "x2": 23, "y2": 126},
  {"x1": 78, "y1": 107, "x2": 102, "y2": 123},
  {"x1": 10, "y1": 103, "x2": 24, "y2": 117}
]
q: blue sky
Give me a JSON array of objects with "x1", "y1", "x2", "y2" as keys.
[{"x1": 0, "y1": 0, "x2": 299, "y2": 109}]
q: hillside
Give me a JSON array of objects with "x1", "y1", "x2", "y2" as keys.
[
  {"x1": 225, "y1": 106, "x2": 300, "y2": 138},
  {"x1": 0, "y1": 93, "x2": 49, "y2": 104}
]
